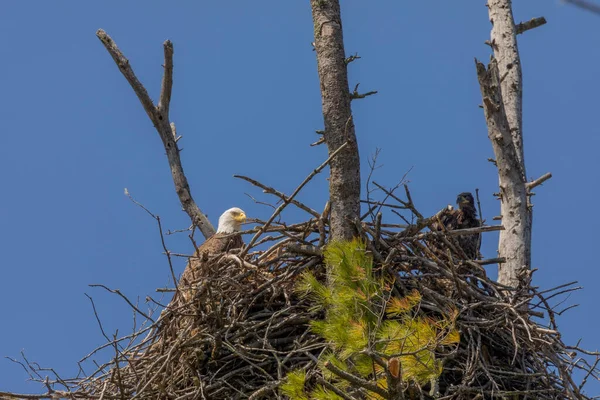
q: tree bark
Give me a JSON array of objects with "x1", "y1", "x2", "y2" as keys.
[
  {"x1": 476, "y1": 60, "x2": 529, "y2": 289},
  {"x1": 310, "y1": 0, "x2": 361, "y2": 242},
  {"x1": 488, "y1": 0, "x2": 526, "y2": 178}
]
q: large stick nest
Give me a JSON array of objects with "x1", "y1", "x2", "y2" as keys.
[{"x1": 5, "y1": 188, "x2": 598, "y2": 400}]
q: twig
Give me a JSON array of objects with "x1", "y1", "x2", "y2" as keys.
[
  {"x1": 350, "y1": 83, "x2": 378, "y2": 100},
  {"x1": 474, "y1": 257, "x2": 506, "y2": 266},
  {"x1": 287, "y1": 244, "x2": 323, "y2": 256},
  {"x1": 89, "y1": 284, "x2": 155, "y2": 323},
  {"x1": 235, "y1": 175, "x2": 320, "y2": 218},
  {"x1": 124, "y1": 189, "x2": 179, "y2": 295}
]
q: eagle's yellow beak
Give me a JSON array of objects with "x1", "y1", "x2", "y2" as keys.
[{"x1": 234, "y1": 212, "x2": 247, "y2": 223}]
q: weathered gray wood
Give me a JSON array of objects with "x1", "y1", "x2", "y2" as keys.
[
  {"x1": 96, "y1": 30, "x2": 216, "y2": 239},
  {"x1": 476, "y1": 59, "x2": 529, "y2": 289},
  {"x1": 488, "y1": 0, "x2": 526, "y2": 179},
  {"x1": 310, "y1": 0, "x2": 361, "y2": 241},
  {"x1": 481, "y1": 0, "x2": 549, "y2": 289}
]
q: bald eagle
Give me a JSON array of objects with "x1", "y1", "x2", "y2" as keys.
[
  {"x1": 179, "y1": 207, "x2": 246, "y2": 290},
  {"x1": 431, "y1": 192, "x2": 481, "y2": 259},
  {"x1": 195, "y1": 207, "x2": 246, "y2": 256}
]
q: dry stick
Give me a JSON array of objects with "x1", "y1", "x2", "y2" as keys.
[
  {"x1": 234, "y1": 175, "x2": 320, "y2": 218},
  {"x1": 319, "y1": 200, "x2": 330, "y2": 246},
  {"x1": 241, "y1": 141, "x2": 349, "y2": 255},
  {"x1": 89, "y1": 284, "x2": 155, "y2": 323},
  {"x1": 372, "y1": 181, "x2": 423, "y2": 220},
  {"x1": 475, "y1": 257, "x2": 506, "y2": 266},
  {"x1": 0, "y1": 392, "x2": 96, "y2": 400},
  {"x1": 315, "y1": 377, "x2": 356, "y2": 400},
  {"x1": 324, "y1": 361, "x2": 388, "y2": 398},
  {"x1": 124, "y1": 189, "x2": 179, "y2": 295},
  {"x1": 85, "y1": 294, "x2": 115, "y2": 344},
  {"x1": 402, "y1": 225, "x2": 504, "y2": 241},
  {"x1": 475, "y1": 188, "x2": 484, "y2": 255},
  {"x1": 286, "y1": 243, "x2": 323, "y2": 256},
  {"x1": 96, "y1": 29, "x2": 215, "y2": 239}
]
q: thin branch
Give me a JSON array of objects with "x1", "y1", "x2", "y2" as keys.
[
  {"x1": 475, "y1": 257, "x2": 506, "y2": 265},
  {"x1": 85, "y1": 294, "x2": 112, "y2": 343},
  {"x1": 324, "y1": 361, "x2": 388, "y2": 398},
  {"x1": 241, "y1": 141, "x2": 348, "y2": 254},
  {"x1": 234, "y1": 175, "x2": 320, "y2": 218},
  {"x1": 124, "y1": 189, "x2": 179, "y2": 294},
  {"x1": 89, "y1": 284, "x2": 155, "y2": 323}
]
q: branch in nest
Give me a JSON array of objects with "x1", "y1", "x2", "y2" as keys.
[
  {"x1": 234, "y1": 175, "x2": 320, "y2": 218},
  {"x1": 287, "y1": 244, "x2": 323, "y2": 256},
  {"x1": 241, "y1": 141, "x2": 349, "y2": 255},
  {"x1": 324, "y1": 361, "x2": 389, "y2": 398},
  {"x1": 474, "y1": 257, "x2": 506, "y2": 265},
  {"x1": 401, "y1": 225, "x2": 504, "y2": 243}
]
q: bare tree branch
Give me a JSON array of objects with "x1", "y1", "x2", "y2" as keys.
[
  {"x1": 310, "y1": 1, "x2": 361, "y2": 241},
  {"x1": 96, "y1": 29, "x2": 215, "y2": 239}
]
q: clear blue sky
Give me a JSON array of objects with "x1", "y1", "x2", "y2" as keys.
[{"x1": 1, "y1": 1, "x2": 598, "y2": 395}]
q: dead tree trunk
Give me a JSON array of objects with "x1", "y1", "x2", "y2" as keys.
[
  {"x1": 310, "y1": 0, "x2": 361, "y2": 241},
  {"x1": 477, "y1": 1, "x2": 549, "y2": 288}
]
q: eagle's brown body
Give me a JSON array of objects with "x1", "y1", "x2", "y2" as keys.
[
  {"x1": 196, "y1": 232, "x2": 244, "y2": 257},
  {"x1": 431, "y1": 193, "x2": 481, "y2": 259},
  {"x1": 177, "y1": 208, "x2": 246, "y2": 300},
  {"x1": 178, "y1": 232, "x2": 244, "y2": 289}
]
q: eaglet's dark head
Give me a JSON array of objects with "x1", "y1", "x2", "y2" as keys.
[{"x1": 456, "y1": 192, "x2": 475, "y2": 209}]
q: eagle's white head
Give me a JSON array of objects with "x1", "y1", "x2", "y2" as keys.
[{"x1": 216, "y1": 207, "x2": 247, "y2": 234}]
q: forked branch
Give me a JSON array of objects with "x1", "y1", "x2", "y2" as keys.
[{"x1": 96, "y1": 29, "x2": 215, "y2": 239}]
